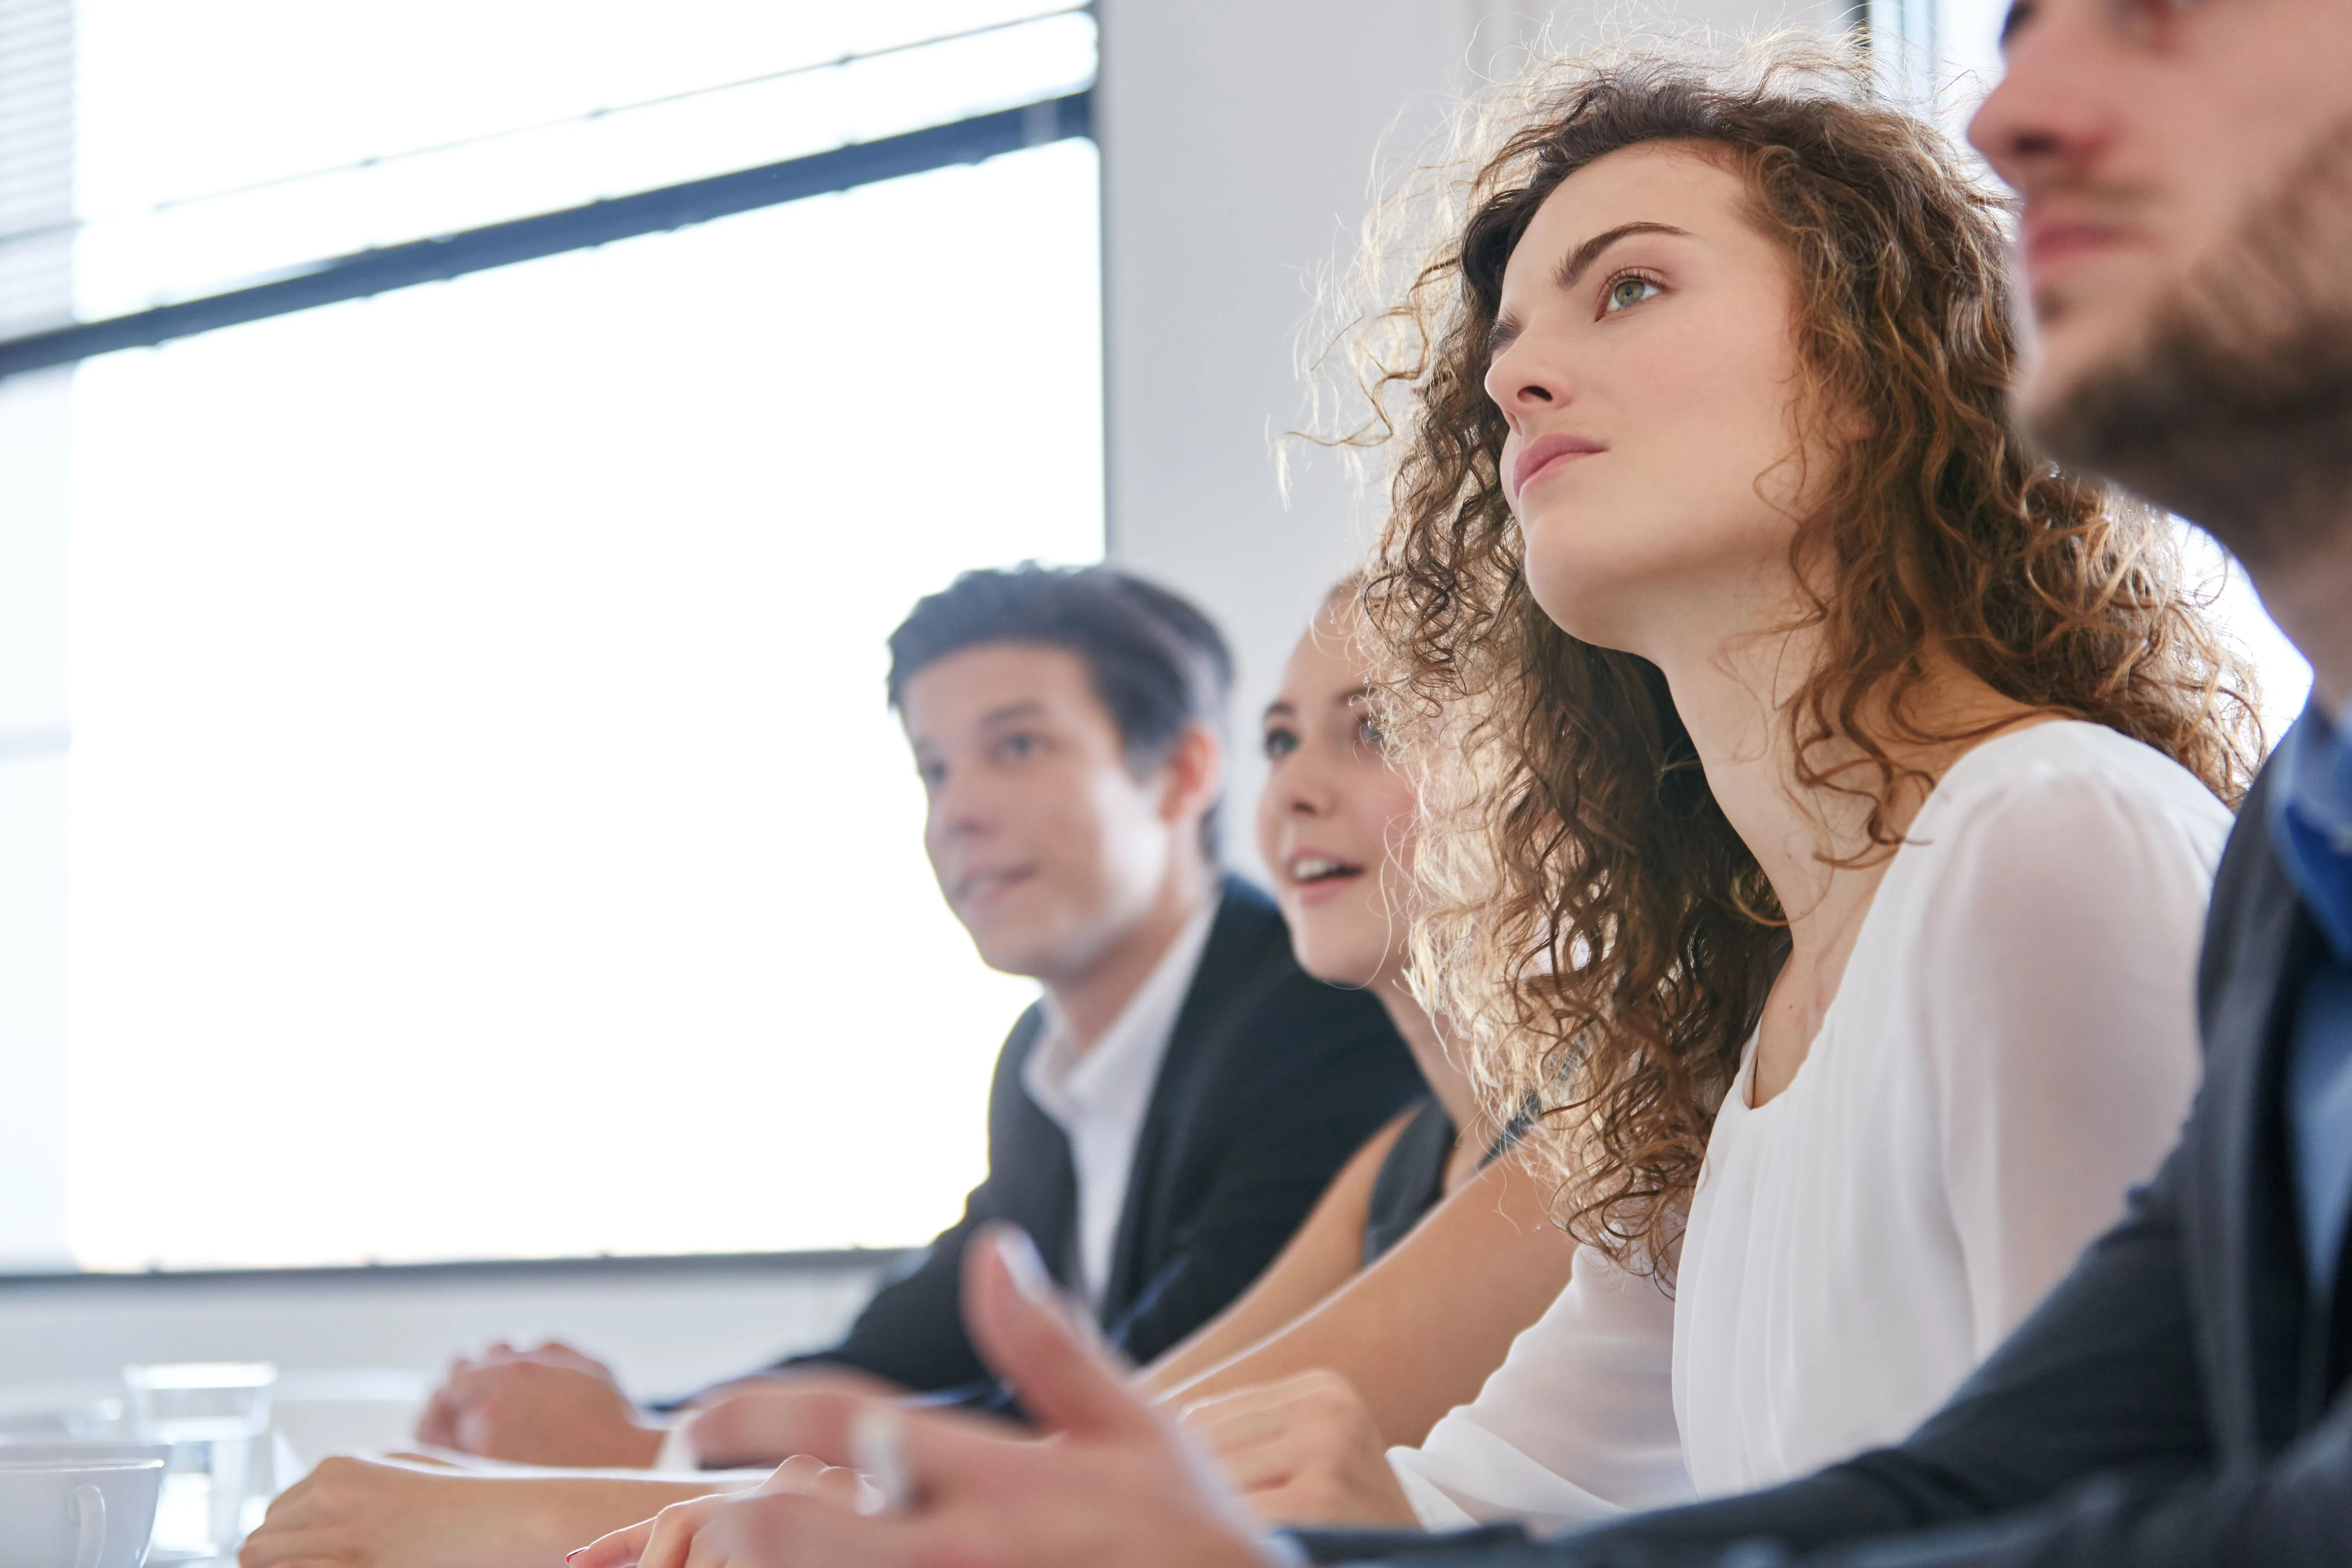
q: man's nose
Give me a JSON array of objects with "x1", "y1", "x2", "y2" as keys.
[
  {"x1": 1966, "y1": 5, "x2": 2110, "y2": 190},
  {"x1": 929, "y1": 772, "x2": 995, "y2": 839}
]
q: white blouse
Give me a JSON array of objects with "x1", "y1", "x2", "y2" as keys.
[{"x1": 1390, "y1": 720, "x2": 2229, "y2": 1529}]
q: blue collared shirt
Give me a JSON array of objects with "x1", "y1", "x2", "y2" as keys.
[{"x1": 2267, "y1": 698, "x2": 2352, "y2": 1294}]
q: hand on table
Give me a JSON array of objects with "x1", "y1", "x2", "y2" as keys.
[
  {"x1": 415, "y1": 1340, "x2": 666, "y2": 1468},
  {"x1": 1180, "y1": 1370, "x2": 1421, "y2": 1528},
  {"x1": 679, "y1": 1367, "x2": 912, "y2": 1470},
  {"x1": 569, "y1": 1226, "x2": 1279, "y2": 1568},
  {"x1": 562, "y1": 1454, "x2": 871, "y2": 1568},
  {"x1": 238, "y1": 1454, "x2": 713, "y2": 1568}
]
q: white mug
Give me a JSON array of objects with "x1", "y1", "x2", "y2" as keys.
[{"x1": 0, "y1": 1457, "x2": 166, "y2": 1568}]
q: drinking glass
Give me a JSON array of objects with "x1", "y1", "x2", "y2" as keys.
[{"x1": 122, "y1": 1363, "x2": 275, "y2": 1560}]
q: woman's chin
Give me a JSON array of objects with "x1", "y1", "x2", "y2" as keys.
[
  {"x1": 1294, "y1": 937, "x2": 1387, "y2": 993},
  {"x1": 1527, "y1": 588, "x2": 1650, "y2": 655},
  {"x1": 1522, "y1": 555, "x2": 1647, "y2": 648}
]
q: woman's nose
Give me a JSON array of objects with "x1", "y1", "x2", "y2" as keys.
[
  {"x1": 1484, "y1": 339, "x2": 1564, "y2": 416},
  {"x1": 1278, "y1": 758, "x2": 1338, "y2": 816}
]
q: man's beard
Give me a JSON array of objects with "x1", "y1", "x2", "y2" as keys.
[{"x1": 2028, "y1": 115, "x2": 2352, "y2": 571}]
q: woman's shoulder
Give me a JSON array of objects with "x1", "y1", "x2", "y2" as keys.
[
  {"x1": 1875, "y1": 719, "x2": 2233, "y2": 976},
  {"x1": 1914, "y1": 718, "x2": 2234, "y2": 856}
]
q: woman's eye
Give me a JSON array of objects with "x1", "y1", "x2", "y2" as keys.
[
  {"x1": 1604, "y1": 274, "x2": 1661, "y2": 313},
  {"x1": 1355, "y1": 715, "x2": 1387, "y2": 749},
  {"x1": 1263, "y1": 726, "x2": 1298, "y2": 761}
]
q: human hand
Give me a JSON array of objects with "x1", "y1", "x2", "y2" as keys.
[
  {"x1": 1180, "y1": 1370, "x2": 1420, "y2": 1528},
  {"x1": 568, "y1": 1225, "x2": 1278, "y2": 1568},
  {"x1": 414, "y1": 1341, "x2": 665, "y2": 1468},
  {"x1": 680, "y1": 1368, "x2": 911, "y2": 1470},
  {"x1": 558, "y1": 1455, "x2": 871, "y2": 1568},
  {"x1": 239, "y1": 1453, "x2": 665, "y2": 1568}
]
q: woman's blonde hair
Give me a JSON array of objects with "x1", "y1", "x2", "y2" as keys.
[{"x1": 1331, "y1": 34, "x2": 2261, "y2": 1275}]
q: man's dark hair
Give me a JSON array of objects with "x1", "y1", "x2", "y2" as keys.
[{"x1": 887, "y1": 563, "x2": 1235, "y2": 859}]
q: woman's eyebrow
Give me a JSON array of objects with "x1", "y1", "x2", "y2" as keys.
[{"x1": 1552, "y1": 220, "x2": 1692, "y2": 291}]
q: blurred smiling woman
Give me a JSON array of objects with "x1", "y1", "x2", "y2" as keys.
[{"x1": 1134, "y1": 585, "x2": 1578, "y2": 1458}]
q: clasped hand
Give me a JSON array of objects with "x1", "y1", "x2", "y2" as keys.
[
  {"x1": 570, "y1": 1225, "x2": 1279, "y2": 1568},
  {"x1": 415, "y1": 1339, "x2": 667, "y2": 1469}
]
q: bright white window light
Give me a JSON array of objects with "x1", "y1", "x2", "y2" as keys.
[
  {"x1": 71, "y1": 0, "x2": 1095, "y2": 315},
  {"x1": 65, "y1": 139, "x2": 1102, "y2": 1269}
]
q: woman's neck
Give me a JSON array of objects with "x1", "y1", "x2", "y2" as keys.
[
  {"x1": 1647, "y1": 622, "x2": 2046, "y2": 1102},
  {"x1": 1374, "y1": 973, "x2": 1482, "y2": 1145}
]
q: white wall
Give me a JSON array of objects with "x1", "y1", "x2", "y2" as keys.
[
  {"x1": 0, "y1": 1255, "x2": 889, "y2": 1396},
  {"x1": 1096, "y1": 0, "x2": 1847, "y2": 876}
]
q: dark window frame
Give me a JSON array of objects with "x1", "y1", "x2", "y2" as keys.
[{"x1": 0, "y1": 88, "x2": 1094, "y2": 382}]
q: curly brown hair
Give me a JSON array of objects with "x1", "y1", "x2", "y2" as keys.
[{"x1": 1341, "y1": 35, "x2": 2263, "y2": 1276}]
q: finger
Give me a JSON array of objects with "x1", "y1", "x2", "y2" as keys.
[
  {"x1": 541, "y1": 1340, "x2": 606, "y2": 1374},
  {"x1": 808, "y1": 1465, "x2": 868, "y2": 1511},
  {"x1": 759, "y1": 1455, "x2": 829, "y2": 1495},
  {"x1": 1176, "y1": 1380, "x2": 1320, "y2": 1441},
  {"x1": 759, "y1": 1455, "x2": 867, "y2": 1511},
  {"x1": 1182, "y1": 1401, "x2": 1306, "y2": 1460},
  {"x1": 568, "y1": 1513, "x2": 657, "y2": 1568},
  {"x1": 613, "y1": 1494, "x2": 726, "y2": 1568},
  {"x1": 437, "y1": 1364, "x2": 498, "y2": 1414},
  {"x1": 1180, "y1": 1370, "x2": 1348, "y2": 1425},
  {"x1": 680, "y1": 1386, "x2": 871, "y2": 1471},
  {"x1": 412, "y1": 1390, "x2": 457, "y2": 1447},
  {"x1": 1209, "y1": 1425, "x2": 1314, "y2": 1492},
  {"x1": 962, "y1": 1224, "x2": 1158, "y2": 1441},
  {"x1": 695, "y1": 1490, "x2": 929, "y2": 1568}
]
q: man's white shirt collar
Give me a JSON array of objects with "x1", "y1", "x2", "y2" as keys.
[{"x1": 1022, "y1": 897, "x2": 1220, "y2": 1308}]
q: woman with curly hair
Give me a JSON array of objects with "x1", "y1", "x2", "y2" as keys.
[
  {"x1": 570, "y1": 36, "x2": 2263, "y2": 1568},
  {"x1": 1183, "y1": 35, "x2": 2259, "y2": 1534}
]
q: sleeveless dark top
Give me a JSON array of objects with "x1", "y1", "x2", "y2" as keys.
[{"x1": 1360, "y1": 1097, "x2": 1530, "y2": 1265}]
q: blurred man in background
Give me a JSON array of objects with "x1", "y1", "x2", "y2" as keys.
[{"x1": 409, "y1": 564, "x2": 1418, "y2": 1468}]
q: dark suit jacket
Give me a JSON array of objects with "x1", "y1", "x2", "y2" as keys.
[
  {"x1": 784, "y1": 874, "x2": 1418, "y2": 1396},
  {"x1": 1328, "y1": 756, "x2": 2352, "y2": 1567}
]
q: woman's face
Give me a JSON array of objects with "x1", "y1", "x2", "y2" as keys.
[
  {"x1": 1485, "y1": 142, "x2": 1820, "y2": 659},
  {"x1": 1255, "y1": 607, "x2": 1419, "y2": 990}
]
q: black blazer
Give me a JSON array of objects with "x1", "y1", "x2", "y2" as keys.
[
  {"x1": 1331, "y1": 755, "x2": 2352, "y2": 1567},
  {"x1": 785, "y1": 875, "x2": 1418, "y2": 1396}
]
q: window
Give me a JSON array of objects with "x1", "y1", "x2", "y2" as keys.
[{"x1": 0, "y1": 1, "x2": 1102, "y2": 1270}]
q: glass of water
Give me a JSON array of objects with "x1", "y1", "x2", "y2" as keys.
[{"x1": 123, "y1": 1362, "x2": 276, "y2": 1560}]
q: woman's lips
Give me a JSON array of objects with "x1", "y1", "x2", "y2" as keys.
[
  {"x1": 1292, "y1": 867, "x2": 1365, "y2": 906},
  {"x1": 1510, "y1": 432, "x2": 1606, "y2": 499},
  {"x1": 1284, "y1": 852, "x2": 1368, "y2": 907}
]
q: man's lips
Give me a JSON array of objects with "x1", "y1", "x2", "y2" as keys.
[
  {"x1": 954, "y1": 865, "x2": 1036, "y2": 905},
  {"x1": 2018, "y1": 215, "x2": 2129, "y2": 283},
  {"x1": 1510, "y1": 431, "x2": 1606, "y2": 500}
]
